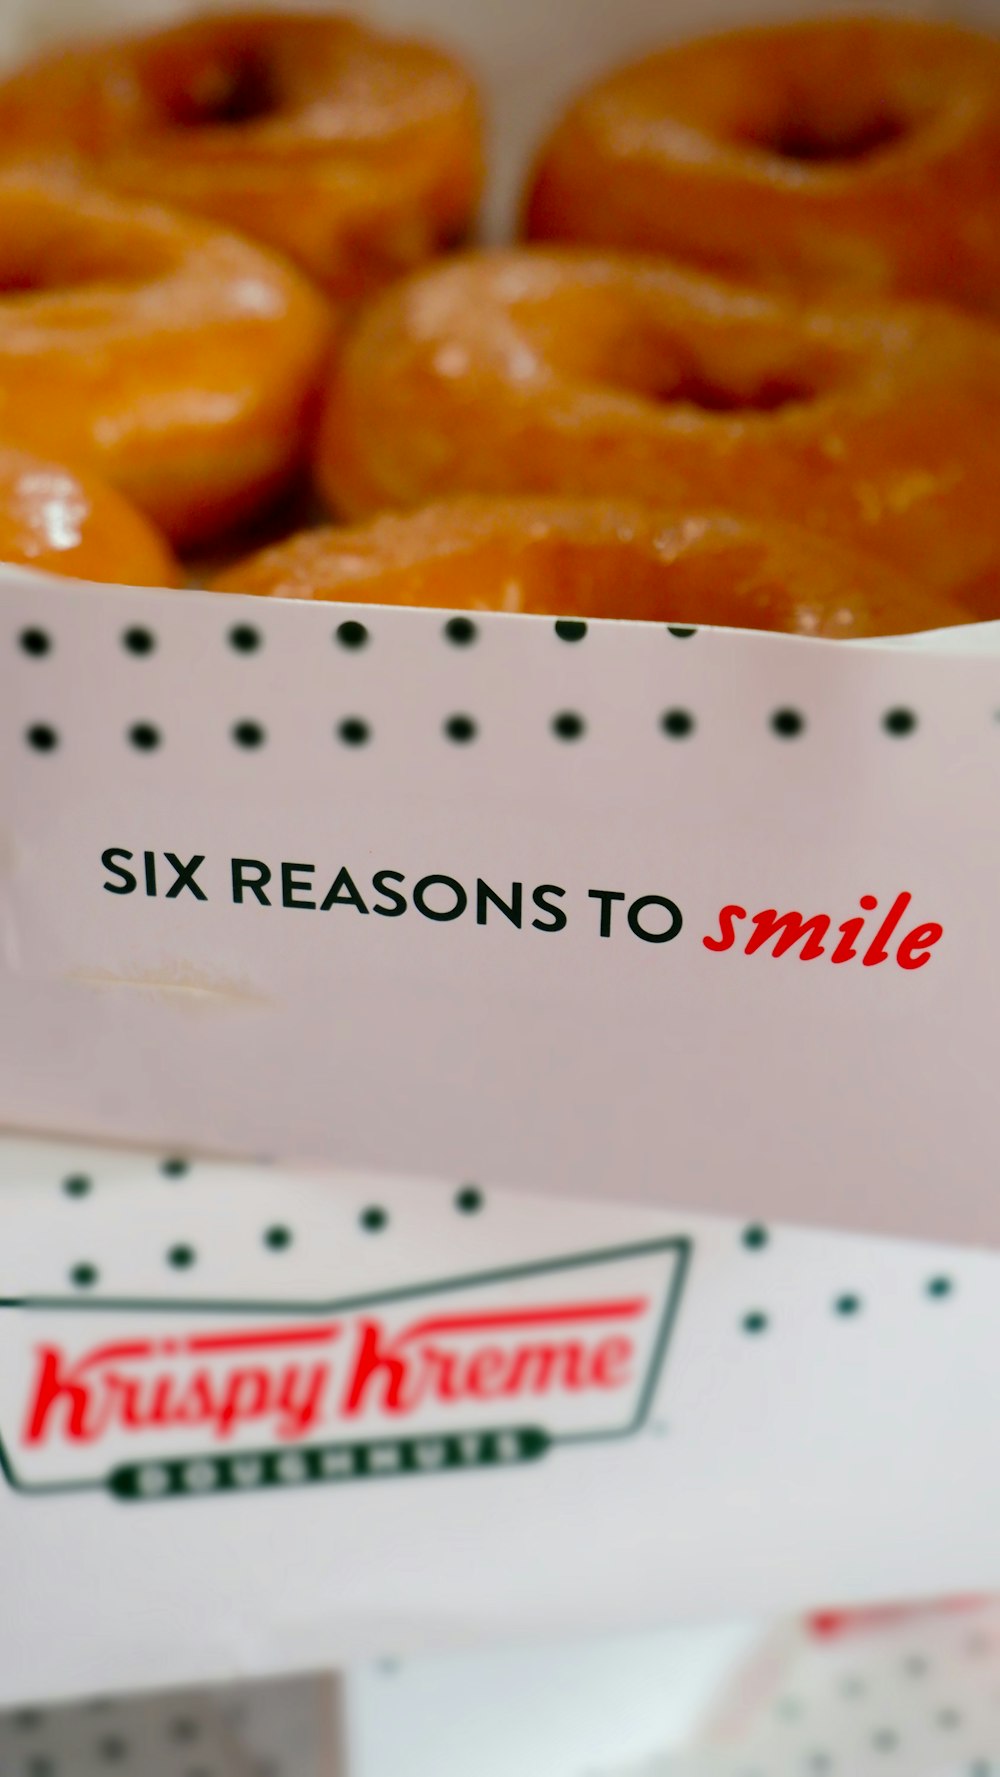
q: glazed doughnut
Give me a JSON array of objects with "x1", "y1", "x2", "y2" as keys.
[
  {"x1": 316, "y1": 248, "x2": 1000, "y2": 613},
  {"x1": 0, "y1": 444, "x2": 180, "y2": 587},
  {"x1": 0, "y1": 12, "x2": 483, "y2": 304},
  {"x1": 211, "y1": 496, "x2": 968, "y2": 639},
  {"x1": 0, "y1": 170, "x2": 332, "y2": 548},
  {"x1": 524, "y1": 17, "x2": 1000, "y2": 314}
]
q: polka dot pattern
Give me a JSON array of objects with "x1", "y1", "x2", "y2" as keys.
[
  {"x1": 444, "y1": 713, "x2": 477, "y2": 743},
  {"x1": 228, "y1": 624, "x2": 261, "y2": 654},
  {"x1": 882, "y1": 707, "x2": 917, "y2": 737},
  {"x1": 128, "y1": 722, "x2": 161, "y2": 752},
  {"x1": 0, "y1": 1115, "x2": 996, "y2": 1740},
  {"x1": 742, "y1": 1310, "x2": 769, "y2": 1335},
  {"x1": 551, "y1": 710, "x2": 585, "y2": 741},
  {"x1": 231, "y1": 720, "x2": 265, "y2": 749},
  {"x1": 336, "y1": 620, "x2": 368, "y2": 651},
  {"x1": 661, "y1": 708, "x2": 695, "y2": 738},
  {"x1": 0, "y1": 1675, "x2": 319, "y2": 1777},
  {"x1": 771, "y1": 707, "x2": 805, "y2": 738},
  {"x1": 742, "y1": 1225, "x2": 770, "y2": 1251},
  {"x1": 25, "y1": 722, "x2": 58, "y2": 751},
  {"x1": 123, "y1": 627, "x2": 155, "y2": 657},
  {"x1": 455, "y1": 1185, "x2": 485, "y2": 1214}
]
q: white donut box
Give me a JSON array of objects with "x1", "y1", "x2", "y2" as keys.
[{"x1": 2, "y1": 0, "x2": 1000, "y2": 1724}]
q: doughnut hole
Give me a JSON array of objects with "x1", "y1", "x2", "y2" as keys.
[
  {"x1": 167, "y1": 52, "x2": 280, "y2": 129},
  {"x1": 513, "y1": 287, "x2": 839, "y2": 418},
  {"x1": 760, "y1": 110, "x2": 909, "y2": 164},
  {"x1": 715, "y1": 48, "x2": 931, "y2": 169}
]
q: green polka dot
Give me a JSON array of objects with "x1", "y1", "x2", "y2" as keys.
[
  {"x1": 842, "y1": 1675, "x2": 867, "y2": 1699},
  {"x1": 444, "y1": 713, "x2": 477, "y2": 743},
  {"x1": 938, "y1": 1708, "x2": 962, "y2": 1730},
  {"x1": 25, "y1": 723, "x2": 58, "y2": 751},
  {"x1": 904, "y1": 1655, "x2": 928, "y2": 1678},
  {"x1": 62, "y1": 1174, "x2": 92, "y2": 1198},
  {"x1": 336, "y1": 620, "x2": 368, "y2": 650},
  {"x1": 161, "y1": 1157, "x2": 190, "y2": 1178},
  {"x1": 167, "y1": 1244, "x2": 196, "y2": 1270},
  {"x1": 742, "y1": 1310, "x2": 768, "y2": 1335},
  {"x1": 661, "y1": 708, "x2": 695, "y2": 739},
  {"x1": 444, "y1": 616, "x2": 477, "y2": 646},
  {"x1": 771, "y1": 707, "x2": 805, "y2": 738},
  {"x1": 742, "y1": 1224, "x2": 770, "y2": 1250},
  {"x1": 70, "y1": 1263, "x2": 98, "y2": 1289},
  {"x1": 926, "y1": 1275, "x2": 954, "y2": 1299},
  {"x1": 883, "y1": 707, "x2": 917, "y2": 737},
  {"x1": 232, "y1": 719, "x2": 265, "y2": 749},
  {"x1": 229, "y1": 624, "x2": 261, "y2": 653},
  {"x1": 834, "y1": 1293, "x2": 862, "y2": 1316},
  {"x1": 667, "y1": 626, "x2": 696, "y2": 639},
  {"x1": 98, "y1": 1737, "x2": 127, "y2": 1762},
  {"x1": 13, "y1": 1710, "x2": 44, "y2": 1729},
  {"x1": 27, "y1": 1757, "x2": 54, "y2": 1777},
  {"x1": 128, "y1": 722, "x2": 161, "y2": 751},
  {"x1": 338, "y1": 717, "x2": 371, "y2": 747},
  {"x1": 872, "y1": 1730, "x2": 899, "y2": 1752},
  {"x1": 19, "y1": 627, "x2": 51, "y2": 657},
  {"x1": 551, "y1": 710, "x2": 585, "y2": 741},
  {"x1": 808, "y1": 1755, "x2": 833, "y2": 1774},
  {"x1": 455, "y1": 1185, "x2": 484, "y2": 1214},
  {"x1": 554, "y1": 619, "x2": 587, "y2": 642},
  {"x1": 263, "y1": 1225, "x2": 293, "y2": 1251},
  {"x1": 360, "y1": 1206, "x2": 388, "y2": 1233},
  {"x1": 776, "y1": 1696, "x2": 801, "y2": 1720},
  {"x1": 122, "y1": 626, "x2": 155, "y2": 656}
]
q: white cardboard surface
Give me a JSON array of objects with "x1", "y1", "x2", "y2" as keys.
[
  {"x1": 626, "y1": 1602, "x2": 1000, "y2": 1775},
  {"x1": 346, "y1": 1624, "x2": 758, "y2": 1777},
  {"x1": 0, "y1": 3, "x2": 998, "y2": 1250},
  {"x1": 347, "y1": 1608, "x2": 1000, "y2": 1777},
  {"x1": 3, "y1": 573, "x2": 1000, "y2": 1246},
  {"x1": 2, "y1": 1133, "x2": 999, "y2": 1704}
]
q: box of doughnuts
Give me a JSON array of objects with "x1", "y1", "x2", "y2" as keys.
[
  {"x1": 3, "y1": 0, "x2": 1000, "y2": 1257},
  {"x1": 4, "y1": 1126, "x2": 1000, "y2": 1704}
]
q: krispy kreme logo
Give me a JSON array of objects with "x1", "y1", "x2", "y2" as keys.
[{"x1": 0, "y1": 1239, "x2": 689, "y2": 1502}]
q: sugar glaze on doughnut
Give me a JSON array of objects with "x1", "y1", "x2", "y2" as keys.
[
  {"x1": 525, "y1": 16, "x2": 1000, "y2": 314},
  {"x1": 316, "y1": 248, "x2": 1000, "y2": 614},
  {"x1": 212, "y1": 495, "x2": 970, "y2": 638},
  {"x1": 0, "y1": 11, "x2": 484, "y2": 303}
]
